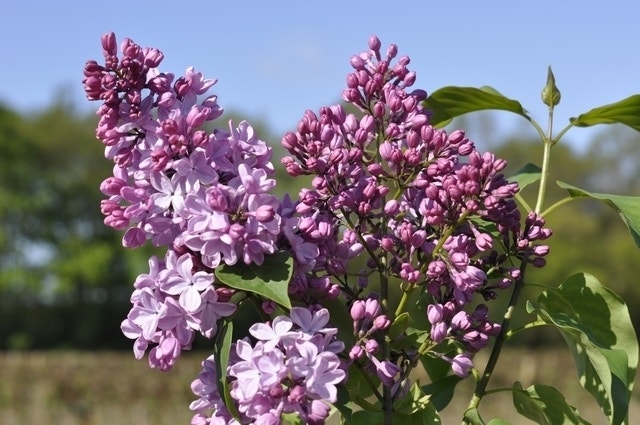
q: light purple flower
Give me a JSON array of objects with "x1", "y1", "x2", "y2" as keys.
[{"x1": 160, "y1": 253, "x2": 214, "y2": 312}]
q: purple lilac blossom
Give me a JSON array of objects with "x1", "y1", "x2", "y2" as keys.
[
  {"x1": 281, "y1": 35, "x2": 552, "y2": 382},
  {"x1": 86, "y1": 32, "x2": 553, "y2": 422},
  {"x1": 84, "y1": 33, "x2": 296, "y2": 370},
  {"x1": 190, "y1": 308, "x2": 346, "y2": 424}
]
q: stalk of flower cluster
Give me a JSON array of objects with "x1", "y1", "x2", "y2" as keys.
[
  {"x1": 282, "y1": 35, "x2": 552, "y2": 425},
  {"x1": 466, "y1": 106, "x2": 556, "y2": 420}
]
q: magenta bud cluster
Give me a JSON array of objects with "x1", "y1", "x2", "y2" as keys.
[{"x1": 280, "y1": 34, "x2": 551, "y2": 382}]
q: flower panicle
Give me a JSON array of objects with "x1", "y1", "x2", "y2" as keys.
[{"x1": 85, "y1": 33, "x2": 553, "y2": 425}]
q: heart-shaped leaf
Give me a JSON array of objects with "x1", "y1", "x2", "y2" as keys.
[
  {"x1": 509, "y1": 163, "x2": 542, "y2": 190},
  {"x1": 528, "y1": 273, "x2": 638, "y2": 425},
  {"x1": 424, "y1": 86, "x2": 530, "y2": 128},
  {"x1": 569, "y1": 95, "x2": 640, "y2": 132},
  {"x1": 512, "y1": 382, "x2": 592, "y2": 425},
  {"x1": 215, "y1": 251, "x2": 293, "y2": 309},
  {"x1": 557, "y1": 181, "x2": 640, "y2": 248}
]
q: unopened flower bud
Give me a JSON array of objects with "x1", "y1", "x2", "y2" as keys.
[
  {"x1": 368, "y1": 35, "x2": 381, "y2": 52},
  {"x1": 533, "y1": 245, "x2": 550, "y2": 256},
  {"x1": 349, "y1": 344, "x2": 364, "y2": 360},
  {"x1": 386, "y1": 44, "x2": 398, "y2": 60},
  {"x1": 365, "y1": 339, "x2": 379, "y2": 353},
  {"x1": 101, "y1": 32, "x2": 117, "y2": 55},
  {"x1": 100, "y1": 176, "x2": 127, "y2": 196},
  {"x1": 373, "y1": 315, "x2": 391, "y2": 331},
  {"x1": 541, "y1": 66, "x2": 561, "y2": 107},
  {"x1": 451, "y1": 353, "x2": 473, "y2": 378},
  {"x1": 254, "y1": 205, "x2": 275, "y2": 222},
  {"x1": 350, "y1": 55, "x2": 366, "y2": 70},
  {"x1": 364, "y1": 298, "x2": 380, "y2": 319},
  {"x1": 350, "y1": 300, "x2": 366, "y2": 321},
  {"x1": 427, "y1": 304, "x2": 444, "y2": 324},
  {"x1": 143, "y1": 47, "x2": 164, "y2": 68}
]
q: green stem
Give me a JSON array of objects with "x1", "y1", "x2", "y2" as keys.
[
  {"x1": 515, "y1": 192, "x2": 533, "y2": 214},
  {"x1": 534, "y1": 106, "x2": 555, "y2": 214},
  {"x1": 465, "y1": 261, "x2": 529, "y2": 416},
  {"x1": 506, "y1": 319, "x2": 547, "y2": 338},
  {"x1": 552, "y1": 122, "x2": 574, "y2": 146},
  {"x1": 394, "y1": 287, "x2": 413, "y2": 319},
  {"x1": 541, "y1": 196, "x2": 575, "y2": 217}
]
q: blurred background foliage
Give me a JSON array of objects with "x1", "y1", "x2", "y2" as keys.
[{"x1": 0, "y1": 101, "x2": 639, "y2": 350}]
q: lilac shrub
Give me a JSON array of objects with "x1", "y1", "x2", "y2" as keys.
[{"x1": 84, "y1": 32, "x2": 638, "y2": 425}]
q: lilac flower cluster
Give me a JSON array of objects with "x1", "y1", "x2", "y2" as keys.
[
  {"x1": 85, "y1": 32, "x2": 553, "y2": 424},
  {"x1": 281, "y1": 35, "x2": 551, "y2": 379},
  {"x1": 190, "y1": 307, "x2": 345, "y2": 424},
  {"x1": 84, "y1": 33, "x2": 350, "y2": 424},
  {"x1": 83, "y1": 34, "x2": 289, "y2": 369}
]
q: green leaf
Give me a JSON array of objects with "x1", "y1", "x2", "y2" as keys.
[
  {"x1": 463, "y1": 410, "x2": 515, "y2": 425},
  {"x1": 420, "y1": 341, "x2": 458, "y2": 381},
  {"x1": 423, "y1": 86, "x2": 530, "y2": 128},
  {"x1": 215, "y1": 251, "x2": 293, "y2": 309},
  {"x1": 388, "y1": 312, "x2": 411, "y2": 340},
  {"x1": 464, "y1": 407, "x2": 487, "y2": 425},
  {"x1": 322, "y1": 297, "x2": 356, "y2": 346},
  {"x1": 282, "y1": 412, "x2": 304, "y2": 425},
  {"x1": 344, "y1": 363, "x2": 376, "y2": 403},
  {"x1": 352, "y1": 410, "x2": 383, "y2": 425},
  {"x1": 570, "y1": 95, "x2": 640, "y2": 132},
  {"x1": 488, "y1": 420, "x2": 514, "y2": 425},
  {"x1": 394, "y1": 381, "x2": 431, "y2": 415},
  {"x1": 215, "y1": 319, "x2": 240, "y2": 420},
  {"x1": 529, "y1": 273, "x2": 638, "y2": 425},
  {"x1": 395, "y1": 405, "x2": 441, "y2": 425},
  {"x1": 352, "y1": 407, "x2": 441, "y2": 425},
  {"x1": 334, "y1": 385, "x2": 353, "y2": 425},
  {"x1": 557, "y1": 181, "x2": 640, "y2": 248},
  {"x1": 512, "y1": 382, "x2": 592, "y2": 425},
  {"x1": 509, "y1": 163, "x2": 542, "y2": 190},
  {"x1": 421, "y1": 374, "x2": 462, "y2": 411}
]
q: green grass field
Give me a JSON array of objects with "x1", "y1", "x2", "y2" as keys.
[{"x1": 0, "y1": 349, "x2": 637, "y2": 424}]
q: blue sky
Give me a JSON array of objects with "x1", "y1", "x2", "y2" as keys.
[{"x1": 2, "y1": 1, "x2": 639, "y2": 149}]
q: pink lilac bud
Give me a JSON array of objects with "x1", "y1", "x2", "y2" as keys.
[
  {"x1": 451, "y1": 353, "x2": 473, "y2": 378},
  {"x1": 365, "y1": 339, "x2": 379, "y2": 353},
  {"x1": 350, "y1": 300, "x2": 366, "y2": 321},
  {"x1": 368, "y1": 35, "x2": 381, "y2": 52},
  {"x1": 430, "y1": 322, "x2": 448, "y2": 343},
  {"x1": 533, "y1": 245, "x2": 550, "y2": 256},
  {"x1": 451, "y1": 311, "x2": 471, "y2": 331},
  {"x1": 386, "y1": 44, "x2": 398, "y2": 60},
  {"x1": 364, "y1": 298, "x2": 380, "y2": 319},
  {"x1": 254, "y1": 205, "x2": 275, "y2": 222},
  {"x1": 427, "y1": 304, "x2": 444, "y2": 324},
  {"x1": 349, "y1": 344, "x2": 364, "y2": 360},
  {"x1": 100, "y1": 177, "x2": 127, "y2": 196},
  {"x1": 350, "y1": 55, "x2": 366, "y2": 70},
  {"x1": 373, "y1": 315, "x2": 391, "y2": 331},
  {"x1": 142, "y1": 47, "x2": 164, "y2": 68},
  {"x1": 101, "y1": 32, "x2": 117, "y2": 55},
  {"x1": 307, "y1": 400, "x2": 331, "y2": 424},
  {"x1": 380, "y1": 236, "x2": 395, "y2": 252}
]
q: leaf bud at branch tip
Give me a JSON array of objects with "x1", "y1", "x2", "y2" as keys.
[{"x1": 541, "y1": 66, "x2": 561, "y2": 107}]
